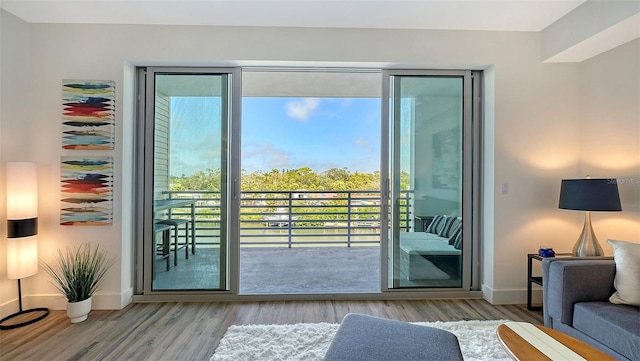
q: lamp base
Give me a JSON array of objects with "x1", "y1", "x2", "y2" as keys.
[
  {"x1": 573, "y1": 211, "x2": 604, "y2": 257},
  {"x1": 0, "y1": 308, "x2": 50, "y2": 330},
  {"x1": 0, "y1": 279, "x2": 50, "y2": 330}
]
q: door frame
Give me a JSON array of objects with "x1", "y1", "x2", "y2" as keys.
[
  {"x1": 134, "y1": 65, "x2": 482, "y2": 300},
  {"x1": 380, "y1": 69, "x2": 482, "y2": 293},
  {"x1": 135, "y1": 66, "x2": 241, "y2": 295}
]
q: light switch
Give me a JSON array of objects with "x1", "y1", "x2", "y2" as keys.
[{"x1": 500, "y1": 183, "x2": 509, "y2": 194}]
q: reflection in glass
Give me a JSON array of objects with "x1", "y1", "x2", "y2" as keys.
[
  {"x1": 152, "y1": 73, "x2": 228, "y2": 291},
  {"x1": 391, "y1": 76, "x2": 463, "y2": 288}
]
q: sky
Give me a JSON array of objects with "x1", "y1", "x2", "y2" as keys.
[{"x1": 169, "y1": 97, "x2": 381, "y2": 177}]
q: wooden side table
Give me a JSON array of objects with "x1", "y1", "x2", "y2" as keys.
[{"x1": 527, "y1": 253, "x2": 573, "y2": 311}]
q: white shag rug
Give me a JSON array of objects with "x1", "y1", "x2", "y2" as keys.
[{"x1": 210, "y1": 319, "x2": 511, "y2": 361}]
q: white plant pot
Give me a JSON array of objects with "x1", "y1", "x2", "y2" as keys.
[{"x1": 67, "y1": 297, "x2": 92, "y2": 323}]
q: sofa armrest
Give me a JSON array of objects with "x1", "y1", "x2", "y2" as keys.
[{"x1": 542, "y1": 259, "x2": 616, "y2": 327}]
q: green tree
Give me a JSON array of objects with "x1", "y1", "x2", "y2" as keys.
[{"x1": 170, "y1": 167, "x2": 408, "y2": 192}]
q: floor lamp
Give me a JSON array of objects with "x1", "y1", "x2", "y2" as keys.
[
  {"x1": 559, "y1": 177, "x2": 622, "y2": 257},
  {"x1": 0, "y1": 162, "x2": 49, "y2": 330}
]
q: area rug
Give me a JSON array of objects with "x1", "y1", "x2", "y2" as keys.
[{"x1": 210, "y1": 319, "x2": 511, "y2": 361}]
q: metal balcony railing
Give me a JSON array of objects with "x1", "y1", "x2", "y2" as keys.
[{"x1": 161, "y1": 190, "x2": 414, "y2": 248}]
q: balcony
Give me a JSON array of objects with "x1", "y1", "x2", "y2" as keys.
[{"x1": 153, "y1": 190, "x2": 415, "y2": 293}]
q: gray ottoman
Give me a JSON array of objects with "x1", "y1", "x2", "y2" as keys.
[{"x1": 323, "y1": 313, "x2": 464, "y2": 361}]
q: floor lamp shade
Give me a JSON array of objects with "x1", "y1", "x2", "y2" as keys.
[
  {"x1": 559, "y1": 178, "x2": 621, "y2": 257},
  {"x1": 7, "y1": 236, "x2": 38, "y2": 279},
  {"x1": 1, "y1": 162, "x2": 48, "y2": 330},
  {"x1": 6, "y1": 162, "x2": 39, "y2": 279}
]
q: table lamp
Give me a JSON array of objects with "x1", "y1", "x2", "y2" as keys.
[
  {"x1": 0, "y1": 162, "x2": 49, "y2": 329},
  {"x1": 558, "y1": 177, "x2": 622, "y2": 257}
]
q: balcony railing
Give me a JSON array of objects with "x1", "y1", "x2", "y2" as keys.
[{"x1": 161, "y1": 190, "x2": 414, "y2": 248}]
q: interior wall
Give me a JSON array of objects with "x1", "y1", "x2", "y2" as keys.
[
  {"x1": 579, "y1": 39, "x2": 640, "y2": 245},
  {"x1": 1, "y1": 14, "x2": 608, "y2": 311},
  {"x1": 0, "y1": 11, "x2": 33, "y2": 310}
]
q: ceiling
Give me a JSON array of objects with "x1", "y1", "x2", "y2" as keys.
[{"x1": 1, "y1": 0, "x2": 586, "y2": 32}]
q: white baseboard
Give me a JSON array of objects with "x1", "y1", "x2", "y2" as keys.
[
  {"x1": 0, "y1": 298, "x2": 20, "y2": 319},
  {"x1": 482, "y1": 284, "x2": 542, "y2": 305},
  {"x1": 1, "y1": 291, "x2": 133, "y2": 316},
  {"x1": 119, "y1": 287, "x2": 134, "y2": 309}
]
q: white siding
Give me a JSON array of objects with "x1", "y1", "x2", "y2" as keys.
[{"x1": 154, "y1": 94, "x2": 170, "y2": 198}]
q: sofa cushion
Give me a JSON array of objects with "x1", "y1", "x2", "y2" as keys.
[
  {"x1": 399, "y1": 233, "x2": 461, "y2": 256},
  {"x1": 438, "y1": 216, "x2": 461, "y2": 238},
  {"x1": 449, "y1": 227, "x2": 461, "y2": 246},
  {"x1": 426, "y1": 215, "x2": 447, "y2": 234},
  {"x1": 546, "y1": 260, "x2": 616, "y2": 325},
  {"x1": 452, "y1": 230, "x2": 462, "y2": 250},
  {"x1": 607, "y1": 239, "x2": 640, "y2": 306},
  {"x1": 573, "y1": 302, "x2": 640, "y2": 361}
]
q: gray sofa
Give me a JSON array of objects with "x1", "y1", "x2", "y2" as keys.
[{"x1": 542, "y1": 258, "x2": 640, "y2": 360}]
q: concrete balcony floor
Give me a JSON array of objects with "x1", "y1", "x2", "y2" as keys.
[
  {"x1": 152, "y1": 246, "x2": 381, "y2": 294},
  {"x1": 152, "y1": 244, "x2": 460, "y2": 293}
]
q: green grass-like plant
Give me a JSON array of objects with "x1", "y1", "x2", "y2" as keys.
[{"x1": 40, "y1": 243, "x2": 113, "y2": 303}]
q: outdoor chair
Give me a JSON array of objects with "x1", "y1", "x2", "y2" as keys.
[
  {"x1": 156, "y1": 218, "x2": 190, "y2": 266},
  {"x1": 154, "y1": 223, "x2": 171, "y2": 278}
]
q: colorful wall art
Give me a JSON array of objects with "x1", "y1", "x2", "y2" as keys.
[
  {"x1": 61, "y1": 156, "x2": 113, "y2": 226},
  {"x1": 62, "y1": 80, "x2": 115, "y2": 150}
]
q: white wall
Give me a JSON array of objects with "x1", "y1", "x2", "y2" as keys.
[
  {"x1": 541, "y1": 0, "x2": 640, "y2": 62},
  {"x1": 0, "y1": 11, "x2": 35, "y2": 310},
  {"x1": 1, "y1": 11, "x2": 637, "y2": 311},
  {"x1": 579, "y1": 39, "x2": 640, "y2": 244}
]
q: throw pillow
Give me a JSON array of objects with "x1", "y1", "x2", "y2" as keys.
[
  {"x1": 452, "y1": 231, "x2": 462, "y2": 250},
  {"x1": 607, "y1": 239, "x2": 640, "y2": 306},
  {"x1": 449, "y1": 227, "x2": 461, "y2": 246},
  {"x1": 425, "y1": 215, "x2": 447, "y2": 234},
  {"x1": 439, "y1": 217, "x2": 461, "y2": 238}
]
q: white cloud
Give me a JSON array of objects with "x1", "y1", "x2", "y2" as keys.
[
  {"x1": 285, "y1": 98, "x2": 320, "y2": 122},
  {"x1": 353, "y1": 138, "x2": 370, "y2": 148},
  {"x1": 242, "y1": 142, "x2": 295, "y2": 171}
]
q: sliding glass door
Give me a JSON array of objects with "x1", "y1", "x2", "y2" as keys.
[
  {"x1": 138, "y1": 68, "x2": 239, "y2": 293},
  {"x1": 382, "y1": 70, "x2": 479, "y2": 291},
  {"x1": 135, "y1": 66, "x2": 480, "y2": 298}
]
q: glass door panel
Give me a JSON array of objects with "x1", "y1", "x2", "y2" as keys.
[
  {"x1": 387, "y1": 74, "x2": 466, "y2": 289},
  {"x1": 148, "y1": 71, "x2": 231, "y2": 291}
]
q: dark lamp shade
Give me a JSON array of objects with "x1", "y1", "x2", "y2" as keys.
[{"x1": 559, "y1": 178, "x2": 622, "y2": 211}]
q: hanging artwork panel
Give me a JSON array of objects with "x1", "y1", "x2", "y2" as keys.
[
  {"x1": 62, "y1": 80, "x2": 115, "y2": 150},
  {"x1": 60, "y1": 156, "x2": 113, "y2": 226}
]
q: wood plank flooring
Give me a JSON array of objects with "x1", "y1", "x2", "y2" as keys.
[{"x1": 0, "y1": 300, "x2": 543, "y2": 361}]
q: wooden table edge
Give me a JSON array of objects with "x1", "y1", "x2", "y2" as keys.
[{"x1": 496, "y1": 322, "x2": 616, "y2": 361}]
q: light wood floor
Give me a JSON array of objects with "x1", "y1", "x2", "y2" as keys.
[{"x1": 0, "y1": 300, "x2": 542, "y2": 361}]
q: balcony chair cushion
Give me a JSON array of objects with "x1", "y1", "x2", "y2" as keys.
[
  {"x1": 323, "y1": 313, "x2": 463, "y2": 361},
  {"x1": 426, "y1": 215, "x2": 448, "y2": 234},
  {"x1": 451, "y1": 229, "x2": 462, "y2": 250},
  {"x1": 399, "y1": 231, "x2": 461, "y2": 280},
  {"x1": 438, "y1": 216, "x2": 461, "y2": 238}
]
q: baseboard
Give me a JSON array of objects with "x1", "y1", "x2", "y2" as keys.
[
  {"x1": 482, "y1": 284, "x2": 542, "y2": 305},
  {"x1": 1, "y1": 290, "x2": 133, "y2": 315},
  {"x1": 0, "y1": 298, "x2": 21, "y2": 319},
  {"x1": 119, "y1": 287, "x2": 134, "y2": 309},
  {"x1": 481, "y1": 284, "x2": 494, "y2": 303}
]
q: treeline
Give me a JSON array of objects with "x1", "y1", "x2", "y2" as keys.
[{"x1": 170, "y1": 167, "x2": 410, "y2": 191}]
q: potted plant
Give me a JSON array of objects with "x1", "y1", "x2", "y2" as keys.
[{"x1": 40, "y1": 243, "x2": 113, "y2": 323}]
